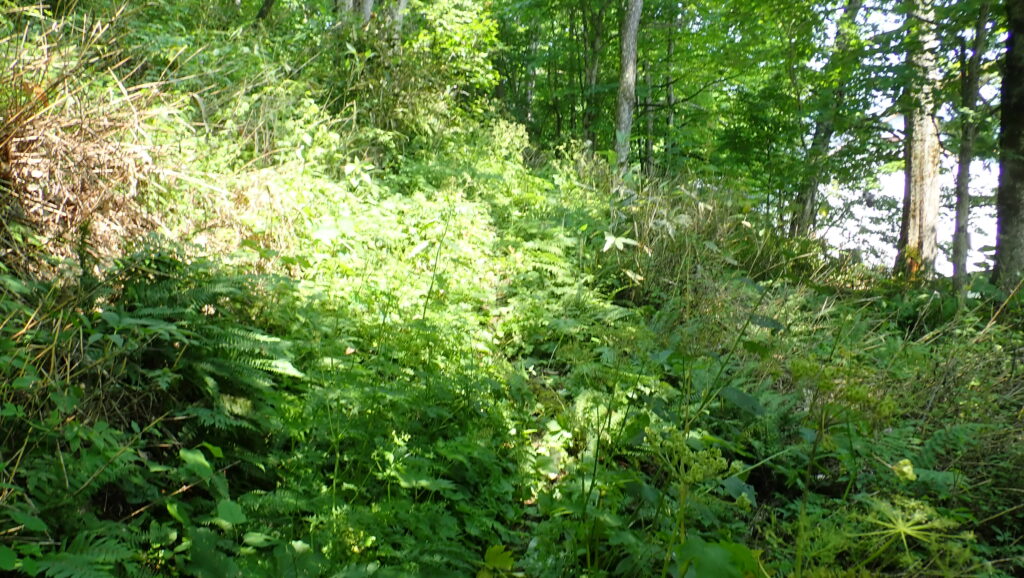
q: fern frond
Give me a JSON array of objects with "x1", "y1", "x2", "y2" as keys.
[
  {"x1": 181, "y1": 406, "x2": 256, "y2": 431},
  {"x1": 36, "y1": 532, "x2": 136, "y2": 578},
  {"x1": 36, "y1": 554, "x2": 117, "y2": 578}
]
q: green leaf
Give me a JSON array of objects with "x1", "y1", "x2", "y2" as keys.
[
  {"x1": 739, "y1": 277, "x2": 766, "y2": 294},
  {"x1": 798, "y1": 427, "x2": 817, "y2": 443},
  {"x1": 622, "y1": 413, "x2": 650, "y2": 446},
  {"x1": 749, "y1": 314, "x2": 784, "y2": 332},
  {"x1": 719, "y1": 386, "x2": 765, "y2": 416},
  {"x1": 1, "y1": 403, "x2": 24, "y2": 418},
  {"x1": 676, "y1": 535, "x2": 767, "y2": 577},
  {"x1": 265, "y1": 358, "x2": 304, "y2": 378},
  {"x1": 602, "y1": 231, "x2": 638, "y2": 252},
  {"x1": 167, "y1": 502, "x2": 189, "y2": 526},
  {"x1": 180, "y1": 448, "x2": 213, "y2": 477},
  {"x1": 148, "y1": 521, "x2": 178, "y2": 547},
  {"x1": 186, "y1": 528, "x2": 240, "y2": 578},
  {"x1": 483, "y1": 545, "x2": 514, "y2": 570},
  {"x1": 216, "y1": 499, "x2": 247, "y2": 525},
  {"x1": 201, "y1": 442, "x2": 224, "y2": 459},
  {"x1": 741, "y1": 339, "x2": 770, "y2": 358},
  {"x1": 0, "y1": 275, "x2": 31, "y2": 294},
  {"x1": 243, "y1": 532, "x2": 275, "y2": 548},
  {"x1": 9, "y1": 510, "x2": 47, "y2": 532},
  {"x1": 395, "y1": 470, "x2": 457, "y2": 492},
  {"x1": 0, "y1": 545, "x2": 17, "y2": 571},
  {"x1": 722, "y1": 476, "x2": 758, "y2": 507},
  {"x1": 99, "y1": 311, "x2": 120, "y2": 327},
  {"x1": 625, "y1": 481, "x2": 661, "y2": 507},
  {"x1": 915, "y1": 468, "x2": 956, "y2": 493},
  {"x1": 49, "y1": 388, "x2": 80, "y2": 414},
  {"x1": 407, "y1": 240, "x2": 431, "y2": 259}
]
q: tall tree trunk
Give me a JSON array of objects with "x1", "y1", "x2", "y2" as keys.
[
  {"x1": 582, "y1": 3, "x2": 609, "y2": 144},
  {"x1": 894, "y1": 0, "x2": 941, "y2": 278},
  {"x1": 256, "y1": 0, "x2": 276, "y2": 20},
  {"x1": 993, "y1": 0, "x2": 1024, "y2": 289},
  {"x1": 644, "y1": 66, "x2": 654, "y2": 175},
  {"x1": 665, "y1": 27, "x2": 676, "y2": 168},
  {"x1": 789, "y1": 0, "x2": 863, "y2": 237},
  {"x1": 549, "y1": 64, "x2": 563, "y2": 141},
  {"x1": 615, "y1": 0, "x2": 643, "y2": 176},
  {"x1": 569, "y1": 12, "x2": 583, "y2": 136},
  {"x1": 391, "y1": 0, "x2": 409, "y2": 32},
  {"x1": 791, "y1": 122, "x2": 836, "y2": 236},
  {"x1": 953, "y1": 1, "x2": 992, "y2": 295},
  {"x1": 359, "y1": 0, "x2": 374, "y2": 24},
  {"x1": 525, "y1": 34, "x2": 540, "y2": 124}
]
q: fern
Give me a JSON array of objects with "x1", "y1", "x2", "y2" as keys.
[
  {"x1": 35, "y1": 532, "x2": 136, "y2": 578},
  {"x1": 93, "y1": 245, "x2": 305, "y2": 429},
  {"x1": 182, "y1": 406, "x2": 257, "y2": 431},
  {"x1": 917, "y1": 423, "x2": 987, "y2": 470}
]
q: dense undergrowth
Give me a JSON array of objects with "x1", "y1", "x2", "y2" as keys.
[{"x1": 1, "y1": 3, "x2": 1022, "y2": 577}]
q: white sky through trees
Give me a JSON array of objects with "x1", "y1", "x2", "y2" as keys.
[{"x1": 824, "y1": 160, "x2": 998, "y2": 276}]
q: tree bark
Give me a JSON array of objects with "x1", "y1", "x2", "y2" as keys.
[
  {"x1": 792, "y1": 121, "x2": 837, "y2": 236},
  {"x1": 615, "y1": 0, "x2": 643, "y2": 176},
  {"x1": 549, "y1": 63, "x2": 563, "y2": 141},
  {"x1": 789, "y1": 0, "x2": 863, "y2": 237},
  {"x1": 894, "y1": 0, "x2": 941, "y2": 278},
  {"x1": 665, "y1": 24, "x2": 677, "y2": 168},
  {"x1": 953, "y1": 1, "x2": 991, "y2": 295},
  {"x1": 568, "y1": 12, "x2": 583, "y2": 135},
  {"x1": 391, "y1": 0, "x2": 409, "y2": 32},
  {"x1": 525, "y1": 34, "x2": 540, "y2": 124},
  {"x1": 256, "y1": 0, "x2": 276, "y2": 20},
  {"x1": 993, "y1": 0, "x2": 1024, "y2": 289},
  {"x1": 644, "y1": 66, "x2": 654, "y2": 175},
  {"x1": 359, "y1": 0, "x2": 374, "y2": 24},
  {"x1": 582, "y1": 2, "x2": 609, "y2": 144}
]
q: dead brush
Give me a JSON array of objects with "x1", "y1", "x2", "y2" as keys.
[{"x1": 0, "y1": 3, "x2": 159, "y2": 281}]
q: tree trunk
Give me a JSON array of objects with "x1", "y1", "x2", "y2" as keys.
[
  {"x1": 894, "y1": 0, "x2": 941, "y2": 278},
  {"x1": 644, "y1": 66, "x2": 654, "y2": 175},
  {"x1": 789, "y1": 0, "x2": 863, "y2": 237},
  {"x1": 256, "y1": 0, "x2": 276, "y2": 20},
  {"x1": 615, "y1": 0, "x2": 643, "y2": 176},
  {"x1": 525, "y1": 34, "x2": 540, "y2": 124},
  {"x1": 359, "y1": 0, "x2": 374, "y2": 24},
  {"x1": 665, "y1": 28, "x2": 676, "y2": 168},
  {"x1": 391, "y1": 0, "x2": 409, "y2": 32},
  {"x1": 582, "y1": 3, "x2": 608, "y2": 144},
  {"x1": 791, "y1": 121, "x2": 837, "y2": 237},
  {"x1": 568, "y1": 12, "x2": 583, "y2": 135},
  {"x1": 549, "y1": 64, "x2": 563, "y2": 141},
  {"x1": 336, "y1": 0, "x2": 353, "y2": 16},
  {"x1": 953, "y1": 1, "x2": 992, "y2": 295},
  {"x1": 993, "y1": 0, "x2": 1024, "y2": 289}
]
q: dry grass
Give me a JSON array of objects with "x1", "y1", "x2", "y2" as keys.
[{"x1": 0, "y1": 4, "x2": 157, "y2": 280}]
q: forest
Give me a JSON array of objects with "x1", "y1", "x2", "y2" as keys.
[{"x1": 0, "y1": 0, "x2": 1022, "y2": 575}]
